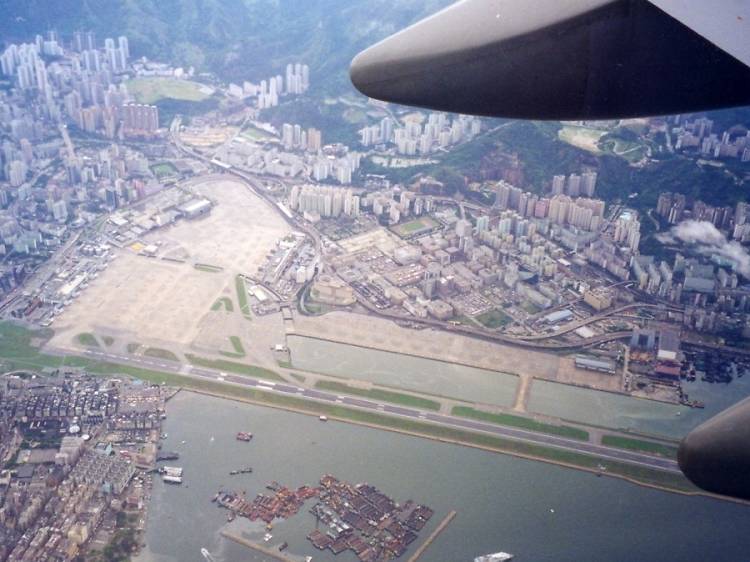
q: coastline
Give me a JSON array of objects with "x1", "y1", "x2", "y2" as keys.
[{"x1": 288, "y1": 332, "x2": 686, "y2": 409}]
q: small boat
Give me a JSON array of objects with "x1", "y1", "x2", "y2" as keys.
[
  {"x1": 319, "y1": 415, "x2": 328, "y2": 422},
  {"x1": 201, "y1": 548, "x2": 217, "y2": 562},
  {"x1": 263, "y1": 532, "x2": 273, "y2": 542},
  {"x1": 475, "y1": 553, "x2": 514, "y2": 562},
  {"x1": 236, "y1": 431, "x2": 253, "y2": 442},
  {"x1": 279, "y1": 542, "x2": 288, "y2": 551}
]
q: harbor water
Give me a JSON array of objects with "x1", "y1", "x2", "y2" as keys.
[
  {"x1": 287, "y1": 335, "x2": 520, "y2": 407},
  {"x1": 135, "y1": 392, "x2": 750, "y2": 562},
  {"x1": 289, "y1": 335, "x2": 750, "y2": 439}
]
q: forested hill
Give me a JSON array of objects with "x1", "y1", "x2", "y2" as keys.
[{"x1": 0, "y1": 0, "x2": 451, "y2": 93}]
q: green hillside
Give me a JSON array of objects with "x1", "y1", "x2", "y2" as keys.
[{"x1": 0, "y1": 0, "x2": 450, "y2": 94}]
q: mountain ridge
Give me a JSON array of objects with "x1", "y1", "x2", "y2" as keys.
[{"x1": 0, "y1": 0, "x2": 452, "y2": 93}]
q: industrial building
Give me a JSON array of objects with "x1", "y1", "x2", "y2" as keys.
[
  {"x1": 658, "y1": 330, "x2": 681, "y2": 362},
  {"x1": 583, "y1": 288, "x2": 614, "y2": 311},
  {"x1": 575, "y1": 355, "x2": 616, "y2": 375},
  {"x1": 544, "y1": 309, "x2": 573, "y2": 324},
  {"x1": 654, "y1": 329, "x2": 683, "y2": 380},
  {"x1": 178, "y1": 198, "x2": 212, "y2": 219}
]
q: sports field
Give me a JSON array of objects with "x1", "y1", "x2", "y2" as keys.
[
  {"x1": 391, "y1": 217, "x2": 439, "y2": 238},
  {"x1": 150, "y1": 162, "x2": 178, "y2": 179},
  {"x1": 126, "y1": 77, "x2": 213, "y2": 104},
  {"x1": 240, "y1": 125, "x2": 277, "y2": 143}
]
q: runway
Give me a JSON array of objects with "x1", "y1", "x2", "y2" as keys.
[{"x1": 51, "y1": 346, "x2": 681, "y2": 474}]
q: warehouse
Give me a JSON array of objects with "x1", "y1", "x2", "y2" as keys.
[
  {"x1": 544, "y1": 309, "x2": 573, "y2": 324},
  {"x1": 575, "y1": 355, "x2": 616, "y2": 375},
  {"x1": 178, "y1": 198, "x2": 212, "y2": 219}
]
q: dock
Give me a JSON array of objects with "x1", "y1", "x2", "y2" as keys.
[
  {"x1": 220, "y1": 530, "x2": 295, "y2": 562},
  {"x1": 407, "y1": 510, "x2": 457, "y2": 562}
]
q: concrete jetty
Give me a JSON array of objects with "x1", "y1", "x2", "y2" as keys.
[
  {"x1": 407, "y1": 510, "x2": 457, "y2": 562},
  {"x1": 220, "y1": 530, "x2": 295, "y2": 562}
]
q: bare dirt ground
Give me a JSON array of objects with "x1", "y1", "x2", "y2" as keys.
[{"x1": 337, "y1": 228, "x2": 402, "y2": 254}]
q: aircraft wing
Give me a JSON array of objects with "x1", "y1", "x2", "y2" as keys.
[
  {"x1": 350, "y1": 0, "x2": 750, "y2": 119},
  {"x1": 649, "y1": 0, "x2": 750, "y2": 67}
]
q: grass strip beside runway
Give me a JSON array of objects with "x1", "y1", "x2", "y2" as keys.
[{"x1": 315, "y1": 380, "x2": 441, "y2": 411}]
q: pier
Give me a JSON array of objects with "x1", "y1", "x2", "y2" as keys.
[
  {"x1": 407, "y1": 510, "x2": 457, "y2": 562},
  {"x1": 220, "y1": 530, "x2": 296, "y2": 562}
]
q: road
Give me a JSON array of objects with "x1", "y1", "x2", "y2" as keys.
[
  {"x1": 352, "y1": 290, "x2": 635, "y2": 351},
  {"x1": 46, "y1": 346, "x2": 680, "y2": 474},
  {"x1": 169, "y1": 118, "x2": 688, "y2": 353},
  {"x1": 515, "y1": 303, "x2": 683, "y2": 341}
]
